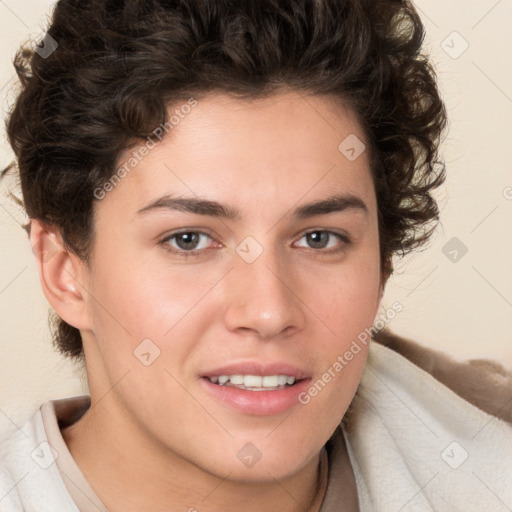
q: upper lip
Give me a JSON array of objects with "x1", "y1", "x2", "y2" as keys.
[{"x1": 200, "y1": 362, "x2": 310, "y2": 380}]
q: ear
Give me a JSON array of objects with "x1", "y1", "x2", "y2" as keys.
[{"x1": 29, "y1": 219, "x2": 92, "y2": 331}]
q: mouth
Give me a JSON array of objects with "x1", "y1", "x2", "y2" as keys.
[
  {"x1": 199, "y1": 363, "x2": 311, "y2": 415},
  {"x1": 203, "y1": 374, "x2": 302, "y2": 391}
]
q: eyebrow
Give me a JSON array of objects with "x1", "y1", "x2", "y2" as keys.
[{"x1": 135, "y1": 193, "x2": 368, "y2": 220}]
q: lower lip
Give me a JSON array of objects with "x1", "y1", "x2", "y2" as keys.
[{"x1": 200, "y1": 378, "x2": 311, "y2": 416}]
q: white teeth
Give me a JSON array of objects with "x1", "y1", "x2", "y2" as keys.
[
  {"x1": 262, "y1": 375, "x2": 278, "y2": 387},
  {"x1": 244, "y1": 375, "x2": 263, "y2": 387},
  {"x1": 207, "y1": 374, "x2": 297, "y2": 388},
  {"x1": 229, "y1": 375, "x2": 244, "y2": 385},
  {"x1": 277, "y1": 375, "x2": 288, "y2": 386}
]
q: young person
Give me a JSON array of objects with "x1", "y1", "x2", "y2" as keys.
[{"x1": 1, "y1": 0, "x2": 511, "y2": 511}]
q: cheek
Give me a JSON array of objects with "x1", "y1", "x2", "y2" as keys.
[
  {"x1": 303, "y1": 345, "x2": 368, "y2": 422},
  {"x1": 308, "y1": 251, "x2": 381, "y2": 338},
  {"x1": 298, "y1": 266, "x2": 378, "y2": 439},
  {"x1": 300, "y1": 244, "x2": 381, "y2": 403},
  {"x1": 85, "y1": 252, "x2": 225, "y2": 382},
  {"x1": 89, "y1": 252, "x2": 210, "y2": 334}
]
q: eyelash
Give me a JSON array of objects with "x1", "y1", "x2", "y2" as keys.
[{"x1": 159, "y1": 229, "x2": 352, "y2": 258}]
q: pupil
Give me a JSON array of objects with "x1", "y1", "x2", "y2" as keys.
[
  {"x1": 307, "y1": 231, "x2": 328, "y2": 249},
  {"x1": 177, "y1": 232, "x2": 199, "y2": 250}
]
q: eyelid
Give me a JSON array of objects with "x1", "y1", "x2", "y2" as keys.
[
  {"x1": 160, "y1": 229, "x2": 219, "y2": 252},
  {"x1": 293, "y1": 229, "x2": 352, "y2": 250},
  {"x1": 297, "y1": 227, "x2": 351, "y2": 241},
  {"x1": 160, "y1": 227, "x2": 351, "y2": 258}
]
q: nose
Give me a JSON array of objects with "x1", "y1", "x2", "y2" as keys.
[{"x1": 222, "y1": 245, "x2": 306, "y2": 340}]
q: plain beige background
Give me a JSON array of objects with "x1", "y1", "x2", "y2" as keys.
[{"x1": 1, "y1": 0, "x2": 511, "y2": 424}]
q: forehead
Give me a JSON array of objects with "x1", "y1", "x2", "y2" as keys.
[{"x1": 103, "y1": 91, "x2": 375, "y2": 217}]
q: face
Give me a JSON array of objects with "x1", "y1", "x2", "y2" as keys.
[{"x1": 79, "y1": 90, "x2": 383, "y2": 482}]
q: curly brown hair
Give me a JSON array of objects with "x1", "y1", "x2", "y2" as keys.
[{"x1": 2, "y1": 0, "x2": 447, "y2": 363}]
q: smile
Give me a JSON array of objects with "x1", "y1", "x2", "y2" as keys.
[{"x1": 207, "y1": 374, "x2": 297, "y2": 390}]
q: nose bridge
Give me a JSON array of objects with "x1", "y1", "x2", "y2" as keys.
[{"x1": 222, "y1": 239, "x2": 304, "y2": 337}]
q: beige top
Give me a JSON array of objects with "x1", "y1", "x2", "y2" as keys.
[
  {"x1": 6, "y1": 342, "x2": 509, "y2": 511},
  {"x1": 41, "y1": 396, "x2": 108, "y2": 512},
  {"x1": 40, "y1": 395, "x2": 359, "y2": 511}
]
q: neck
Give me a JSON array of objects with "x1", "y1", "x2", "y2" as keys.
[{"x1": 61, "y1": 397, "x2": 328, "y2": 512}]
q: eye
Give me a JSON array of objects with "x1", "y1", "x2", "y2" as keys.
[
  {"x1": 161, "y1": 230, "x2": 216, "y2": 255},
  {"x1": 294, "y1": 230, "x2": 350, "y2": 252},
  {"x1": 160, "y1": 229, "x2": 351, "y2": 258}
]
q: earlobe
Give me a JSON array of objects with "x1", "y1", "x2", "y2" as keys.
[{"x1": 29, "y1": 219, "x2": 91, "y2": 331}]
